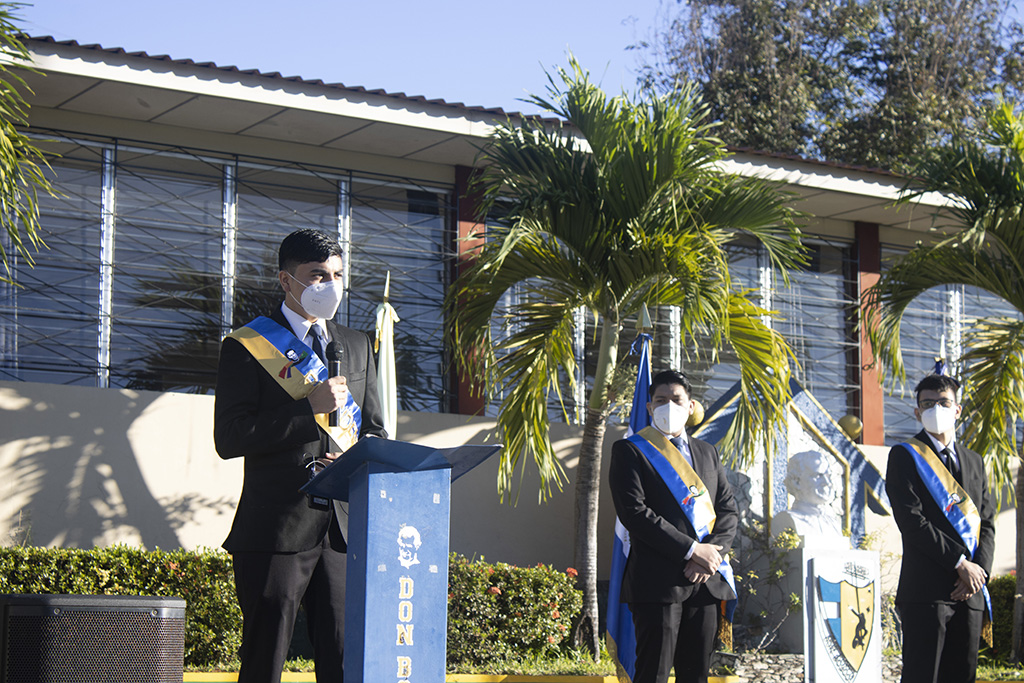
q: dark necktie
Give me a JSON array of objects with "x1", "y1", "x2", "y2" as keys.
[
  {"x1": 309, "y1": 327, "x2": 326, "y2": 364},
  {"x1": 941, "y1": 447, "x2": 960, "y2": 480}
]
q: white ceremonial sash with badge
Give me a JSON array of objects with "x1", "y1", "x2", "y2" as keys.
[
  {"x1": 901, "y1": 438, "x2": 993, "y2": 642},
  {"x1": 627, "y1": 426, "x2": 736, "y2": 592},
  {"x1": 226, "y1": 316, "x2": 362, "y2": 453}
]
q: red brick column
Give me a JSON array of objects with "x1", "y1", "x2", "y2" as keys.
[
  {"x1": 856, "y1": 221, "x2": 885, "y2": 445},
  {"x1": 451, "y1": 165, "x2": 487, "y2": 415}
]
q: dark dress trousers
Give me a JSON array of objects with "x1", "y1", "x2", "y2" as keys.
[
  {"x1": 214, "y1": 307, "x2": 385, "y2": 683},
  {"x1": 886, "y1": 430, "x2": 995, "y2": 683},
  {"x1": 609, "y1": 434, "x2": 739, "y2": 683}
]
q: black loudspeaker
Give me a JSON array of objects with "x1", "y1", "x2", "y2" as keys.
[{"x1": 0, "y1": 594, "x2": 186, "y2": 683}]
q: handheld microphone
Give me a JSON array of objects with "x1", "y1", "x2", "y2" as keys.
[
  {"x1": 309, "y1": 340, "x2": 345, "y2": 512},
  {"x1": 326, "y1": 341, "x2": 344, "y2": 427}
]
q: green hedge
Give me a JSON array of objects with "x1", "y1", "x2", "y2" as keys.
[
  {"x1": 446, "y1": 555, "x2": 582, "y2": 667},
  {"x1": 986, "y1": 572, "x2": 1016, "y2": 662},
  {"x1": 0, "y1": 546, "x2": 582, "y2": 670},
  {"x1": 0, "y1": 545, "x2": 240, "y2": 668}
]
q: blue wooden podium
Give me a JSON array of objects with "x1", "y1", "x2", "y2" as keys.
[{"x1": 302, "y1": 438, "x2": 499, "y2": 683}]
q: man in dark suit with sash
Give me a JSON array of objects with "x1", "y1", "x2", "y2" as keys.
[
  {"x1": 609, "y1": 370, "x2": 738, "y2": 683},
  {"x1": 886, "y1": 373, "x2": 995, "y2": 683},
  {"x1": 214, "y1": 228, "x2": 386, "y2": 683}
]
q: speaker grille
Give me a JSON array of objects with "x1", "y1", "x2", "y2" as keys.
[{"x1": 1, "y1": 595, "x2": 185, "y2": 683}]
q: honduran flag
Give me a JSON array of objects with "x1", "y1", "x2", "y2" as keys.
[{"x1": 606, "y1": 332, "x2": 651, "y2": 682}]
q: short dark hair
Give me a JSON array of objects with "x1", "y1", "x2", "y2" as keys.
[
  {"x1": 914, "y1": 373, "x2": 961, "y2": 403},
  {"x1": 278, "y1": 229, "x2": 343, "y2": 272},
  {"x1": 649, "y1": 370, "x2": 692, "y2": 399}
]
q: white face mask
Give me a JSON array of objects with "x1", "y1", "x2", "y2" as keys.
[
  {"x1": 288, "y1": 273, "x2": 344, "y2": 320},
  {"x1": 652, "y1": 401, "x2": 689, "y2": 436},
  {"x1": 920, "y1": 405, "x2": 957, "y2": 435}
]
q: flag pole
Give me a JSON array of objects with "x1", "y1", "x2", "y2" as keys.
[
  {"x1": 375, "y1": 271, "x2": 398, "y2": 439},
  {"x1": 607, "y1": 303, "x2": 654, "y2": 683}
]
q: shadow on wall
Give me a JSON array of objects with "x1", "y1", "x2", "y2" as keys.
[{"x1": 0, "y1": 380, "x2": 235, "y2": 549}]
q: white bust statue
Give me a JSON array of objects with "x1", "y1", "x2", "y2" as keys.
[{"x1": 773, "y1": 450, "x2": 848, "y2": 549}]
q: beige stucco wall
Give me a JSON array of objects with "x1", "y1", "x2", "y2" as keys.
[
  {"x1": 0, "y1": 379, "x2": 620, "y2": 576},
  {"x1": 0, "y1": 379, "x2": 1015, "y2": 586}
]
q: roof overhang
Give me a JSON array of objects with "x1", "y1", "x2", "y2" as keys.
[
  {"x1": 21, "y1": 38, "x2": 509, "y2": 168},
  {"x1": 20, "y1": 37, "x2": 957, "y2": 235}
]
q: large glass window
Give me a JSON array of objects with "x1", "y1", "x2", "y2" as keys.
[
  {"x1": 234, "y1": 165, "x2": 340, "y2": 329},
  {"x1": 4, "y1": 132, "x2": 455, "y2": 409},
  {"x1": 631, "y1": 238, "x2": 859, "y2": 425},
  {"x1": 774, "y1": 239, "x2": 859, "y2": 422},
  {"x1": 962, "y1": 286, "x2": 1024, "y2": 446},
  {"x1": 349, "y1": 181, "x2": 453, "y2": 413},
  {"x1": 0, "y1": 138, "x2": 103, "y2": 385},
  {"x1": 677, "y1": 240, "x2": 762, "y2": 408},
  {"x1": 110, "y1": 148, "x2": 225, "y2": 392},
  {"x1": 880, "y1": 245, "x2": 958, "y2": 442},
  {"x1": 877, "y1": 246, "x2": 1024, "y2": 444}
]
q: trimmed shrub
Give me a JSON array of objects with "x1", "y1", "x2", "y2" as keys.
[
  {"x1": 0, "y1": 546, "x2": 584, "y2": 671},
  {"x1": 0, "y1": 545, "x2": 240, "y2": 668},
  {"x1": 447, "y1": 554, "x2": 583, "y2": 667},
  {"x1": 986, "y1": 571, "x2": 1015, "y2": 662}
]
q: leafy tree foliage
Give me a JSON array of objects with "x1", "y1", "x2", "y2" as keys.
[
  {"x1": 637, "y1": 0, "x2": 1024, "y2": 172},
  {"x1": 863, "y1": 99, "x2": 1024, "y2": 660},
  {"x1": 447, "y1": 58, "x2": 804, "y2": 656},
  {"x1": 0, "y1": 4, "x2": 55, "y2": 282}
]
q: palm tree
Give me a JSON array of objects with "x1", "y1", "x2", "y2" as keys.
[
  {"x1": 863, "y1": 100, "x2": 1024, "y2": 660},
  {"x1": 446, "y1": 59, "x2": 807, "y2": 655},
  {"x1": 0, "y1": 5, "x2": 56, "y2": 281}
]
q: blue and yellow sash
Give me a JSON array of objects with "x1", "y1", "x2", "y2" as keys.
[
  {"x1": 901, "y1": 438, "x2": 992, "y2": 637},
  {"x1": 627, "y1": 426, "x2": 735, "y2": 591},
  {"x1": 227, "y1": 316, "x2": 361, "y2": 453}
]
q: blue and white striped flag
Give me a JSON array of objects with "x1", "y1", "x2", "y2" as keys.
[{"x1": 606, "y1": 332, "x2": 652, "y2": 682}]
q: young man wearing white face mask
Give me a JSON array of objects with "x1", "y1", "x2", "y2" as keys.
[
  {"x1": 885, "y1": 373, "x2": 995, "y2": 683},
  {"x1": 214, "y1": 228, "x2": 386, "y2": 683},
  {"x1": 608, "y1": 370, "x2": 738, "y2": 683}
]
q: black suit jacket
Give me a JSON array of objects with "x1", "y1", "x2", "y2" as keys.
[
  {"x1": 609, "y1": 433, "x2": 739, "y2": 604},
  {"x1": 886, "y1": 429, "x2": 995, "y2": 609},
  {"x1": 214, "y1": 307, "x2": 386, "y2": 553}
]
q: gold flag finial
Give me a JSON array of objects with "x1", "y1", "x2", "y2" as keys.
[{"x1": 636, "y1": 303, "x2": 653, "y2": 333}]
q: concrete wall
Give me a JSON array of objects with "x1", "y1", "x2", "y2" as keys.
[
  {"x1": 0, "y1": 379, "x2": 1014, "y2": 586},
  {"x1": 0, "y1": 380, "x2": 619, "y2": 576}
]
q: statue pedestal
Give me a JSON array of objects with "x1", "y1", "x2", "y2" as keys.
[
  {"x1": 767, "y1": 530, "x2": 851, "y2": 654},
  {"x1": 800, "y1": 548, "x2": 882, "y2": 683}
]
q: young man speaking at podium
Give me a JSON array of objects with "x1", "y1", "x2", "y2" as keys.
[{"x1": 214, "y1": 228, "x2": 386, "y2": 683}]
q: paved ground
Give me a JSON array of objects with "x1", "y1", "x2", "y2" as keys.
[{"x1": 729, "y1": 652, "x2": 902, "y2": 682}]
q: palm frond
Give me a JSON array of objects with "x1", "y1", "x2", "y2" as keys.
[
  {"x1": 717, "y1": 293, "x2": 797, "y2": 468},
  {"x1": 864, "y1": 235, "x2": 1024, "y2": 383},
  {"x1": 448, "y1": 59, "x2": 804, "y2": 497},
  {"x1": 490, "y1": 295, "x2": 582, "y2": 500},
  {"x1": 865, "y1": 101, "x2": 1024, "y2": 499},
  {"x1": 0, "y1": 7, "x2": 57, "y2": 282},
  {"x1": 960, "y1": 317, "x2": 1024, "y2": 506}
]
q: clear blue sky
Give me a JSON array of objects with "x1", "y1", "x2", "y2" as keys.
[{"x1": 17, "y1": 0, "x2": 667, "y2": 115}]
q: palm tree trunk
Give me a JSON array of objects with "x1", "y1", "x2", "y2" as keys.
[
  {"x1": 573, "y1": 312, "x2": 619, "y2": 658},
  {"x1": 1013, "y1": 461, "x2": 1024, "y2": 663}
]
